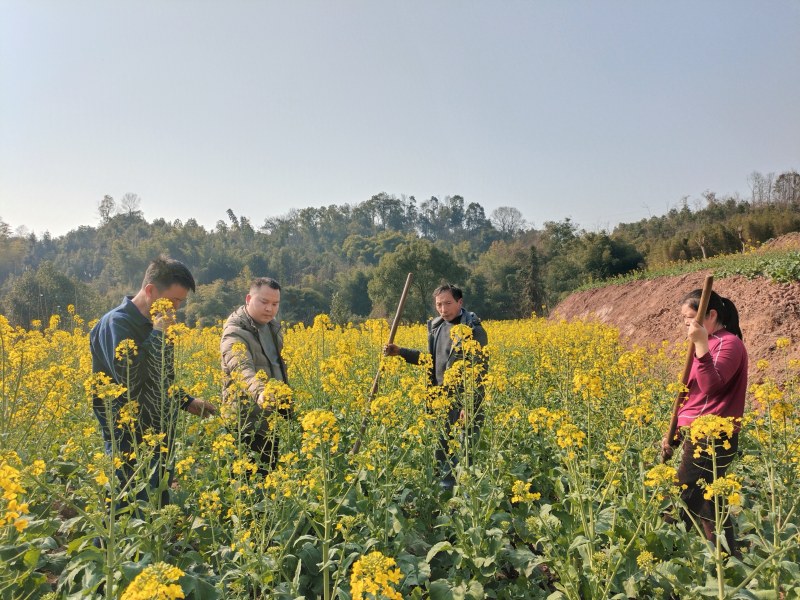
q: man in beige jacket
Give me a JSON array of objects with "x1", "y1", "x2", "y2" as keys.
[{"x1": 220, "y1": 277, "x2": 290, "y2": 473}]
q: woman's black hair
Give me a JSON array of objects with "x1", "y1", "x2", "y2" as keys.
[{"x1": 681, "y1": 289, "x2": 743, "y2": 340}]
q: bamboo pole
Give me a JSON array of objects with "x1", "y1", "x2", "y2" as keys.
[
  {"x1": 350, "y1": 272, "x2": 413, "y2": 455},
  {"x1": 662, "y1": 274, "x2": 714, "y2": 462}
]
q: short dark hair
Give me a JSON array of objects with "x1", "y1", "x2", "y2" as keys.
[
  {"x1": 142, "y1": 257, "x2": 196, "y2": 292},
  {"x1": 250, "y1": 277, "x2": 281, "y2": 293},
  {"x1": 433, "y1": 283, "x2": 462, "y2": 301}
]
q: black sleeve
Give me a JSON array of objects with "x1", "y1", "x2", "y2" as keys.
[{"x1": 397, "y1": 347, "x2": 422, "y2": 365}]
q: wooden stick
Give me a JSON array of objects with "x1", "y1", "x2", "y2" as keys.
[
  {"x1": 662, "y1": 274, "x2": 714, "y2": 462},
  {"x1": 350, "y1": 272, "x2": 414, "y2": 455}
]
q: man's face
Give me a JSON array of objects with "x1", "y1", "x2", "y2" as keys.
[
  {"x1": 435, "y1": 290, "x2": 463, "y2": 322},
  {"x1": 246, "y1": 286, "x2": 280, "y2": 325},
  {"x1": 146, "y1": 283, "x2": 190, "y2": 310}
]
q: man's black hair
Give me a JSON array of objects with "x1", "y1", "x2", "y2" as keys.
[
  {"x1": 433, "y1": 283, "x2": 463, "y2": 301},
  {"x1": 250, "y1": 277, "x2": 281, "y2": 292},
  {"x1": 142, "y1": 256, "x2": 196, "y2": 293}
]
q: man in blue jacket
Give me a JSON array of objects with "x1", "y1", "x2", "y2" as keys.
[
  {"x1": 90, "y1": 257, "x2": 216, "y2": 508},
  {"x1": 384, "y1": 283, "x2": 488, "y2": 491}
]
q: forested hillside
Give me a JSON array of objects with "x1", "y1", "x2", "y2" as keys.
[{"x1": 1, "y1": 170, "x2": 798, "y2": 327}]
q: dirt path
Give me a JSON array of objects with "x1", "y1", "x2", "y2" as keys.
[{"x1": 552, "y1": 271, "x2": 800, "y2": 384}]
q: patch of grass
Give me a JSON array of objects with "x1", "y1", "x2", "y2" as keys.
[{"x1": 576, "y1": 249, "x2": 800, "y2": 292}]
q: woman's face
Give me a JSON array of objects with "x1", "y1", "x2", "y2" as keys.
[{"x1": 681, "y1": 303, "x2": 719, "y2": 332}]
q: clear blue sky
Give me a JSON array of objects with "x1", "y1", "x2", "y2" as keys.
[{"x1": 1, "y1": 1, "x2": 798, "y2": 237}]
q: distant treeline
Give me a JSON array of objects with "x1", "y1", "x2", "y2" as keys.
[{"x1": 1, "y1": 170, "x2": 799, "y2": 328}]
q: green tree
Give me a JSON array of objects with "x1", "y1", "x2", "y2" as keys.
[
  {"x1": 0, "y1": 220, "x2": 26, "y2": 282},
  {"x1": 575, "y1": 232, "x2": 644, "y2": 280},
  {"x1": 184, "y1": 279, "x2": 241, "y2": 327},
  {"x1": 4, "y1": 261, "x2": 98, "y2": 327},
  {"x1": 98, "y1": 195, "x2": 116, "y2": 223},
  {"x1": 469, "y1": 240, "x2": 530, "y2": 319},
  {"x1": 281, "y1": 286, "x2": 329, "y2": 325},
  {"x1": 342, "y1": 232, "x2": 407, "y2": 266},
  {"x1": 330, "y1": 269, "x2": 372, "y2": 324},
  {"x1": 368, "y1": 239, "x2": 466, "y2": 322},
  {"x1": 523, "y1": 245, "x2": 547, "y2": 316}
]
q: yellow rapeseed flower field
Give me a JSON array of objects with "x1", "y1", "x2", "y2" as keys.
[{"x1": 1, "y1": 311, "x2": 798, "y2": 599}]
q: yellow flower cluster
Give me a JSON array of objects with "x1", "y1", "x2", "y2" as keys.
[
  {"x1": 29, "y1": 459, "x2": 46, "y2": 477},
  {"x1": 115, "y1": 339, "x2": 139, "y2": 364},
  {"x1": 636, "y1": 550, "x2": 657, "y2": 575},
  {"x1": 89, "y1": 452, "x2": 111, "y2": 487},
  {"x1": 150, "y1": 298, "x2": 177, "y2": 323},
  {"x1": 117, "y1": 401, "x2": 139, "y2": 429},
  {"x1": 262, "y1": 464, "x2": 296, "y2": 500},
  {"x1": 790, "y1": 439, "x2": 800, "y2": 476},
  {"x1": 198, "y1": 489, "x2": 222, "y2": 518},
  {"x1": 622, "y1": 390, "x2": 655, "y2": 427},
  {"x1": 1, "y1": 310, "x2": 95, "y2": 481},
  {"x1": 231, "y1": 457, "x2": 258, "y2": 477},
  {"x1": 350, "y1": 551, "x2": 403, "y2": 600},
  {"x1": 510, "y1": 480, "x2": 542, "y2": 504},
  {"x1": 461, "y1": 338, "x2": 484, "y2": 356},
  {"x1": 313, "y1": 314, "x2": 333, "y2": 330},
  {"x1": 555, "y1": 423, "x2": 587, "y2": 453},
  {"x1": 84, "y1": 372, "x2": 127, "y2": 401},
  {"x1": 689, "y1": 415, "x2": 735, "y2": 457},
  {"x1": 336, "y1": 514, "x2": 360, "y2": 535},
  {"x1": 701, "y1": 474, "x2": 743, "y2": 506},
  {"x1": 0, "y1": 460, "x2": 30, "y2": 533},
  {"x1": 212, "y1": 433, "x2": 236, "y2": 459},
  {"x1": 449, "y1": 323, "x2": 474, "y2": 345},
  {"x1": 229, "y1": 527, "x2": 256, "y2": 554},
  {"x1": 527, "y1": 407, "x2": 569, "y2": 434},
  {"x1": 750, "y1": 379, "x2": 788, "y2": 409},
  {"x1": 121, "y1": 562, "x2": 185, "y2": 600},
  {"x1": 603, "y1": 442, "x2": 624, "y2": 464},
  {"x1": 426, "y1": 386, "x2": 453, "y2": 414},
  {"x1": 301, "y1": 409, "x2": 340, "y2": 458},
  {"x1": 573, "y1": 370, "x2": 606, "y2": 405},
  {"x1": 260, "y1": 378, "x2": 293, "y2": 413},
  {"x1": 442, "y1": 323, "x2": 484, "y2": 358},
  {"x1": 166, "y1": 322, "x2": 190, "y2": 344},
  {"x1": 644, "y1": 464, "x2": 678, "y2": 488},
  {"x1": 175, "y1": 456, "x2": 195, "y2": 476},
  {"x1": 369, "y1": 391, "x2": 407, "y2": 429},
  {"x1": 142, "y1": 431, "x2": 167, "y2": 452}
]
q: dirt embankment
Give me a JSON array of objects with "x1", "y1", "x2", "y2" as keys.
[{"x1": 552, "y1": 266, "x2": 800, "y2": 385}]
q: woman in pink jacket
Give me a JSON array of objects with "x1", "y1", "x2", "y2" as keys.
[{"x1": 668, "y1": 288, "x2": 748, "y2": 556}]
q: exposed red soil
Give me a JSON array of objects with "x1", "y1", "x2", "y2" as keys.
[
  {"x1": 552, "y1": 253, "x2": 800, "y2": 385},
  {"x1": 760, "y1": 231, "x2": 800, "y2": 252}
]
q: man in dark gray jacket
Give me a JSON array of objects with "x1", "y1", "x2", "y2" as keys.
[
  {"x1": 384, "y1": 283, "x2": 488, "y2": 491},
  {"x1": 220, "y1": 277, "x2": 290, "y2": 473}
]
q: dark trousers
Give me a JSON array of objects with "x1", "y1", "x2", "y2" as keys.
[
  {"x1": 236, "y1": 401, "x2": 280, "y2": 475},
  {"x1": 677, "y1": 433, "x2": 739, "y2": 552},
  {"x1": 93, "y1": 400, "x2": 173, "y2": 509},
  {"x1": 437, "y1": 403, "x2": 484, "y2": 486}
]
